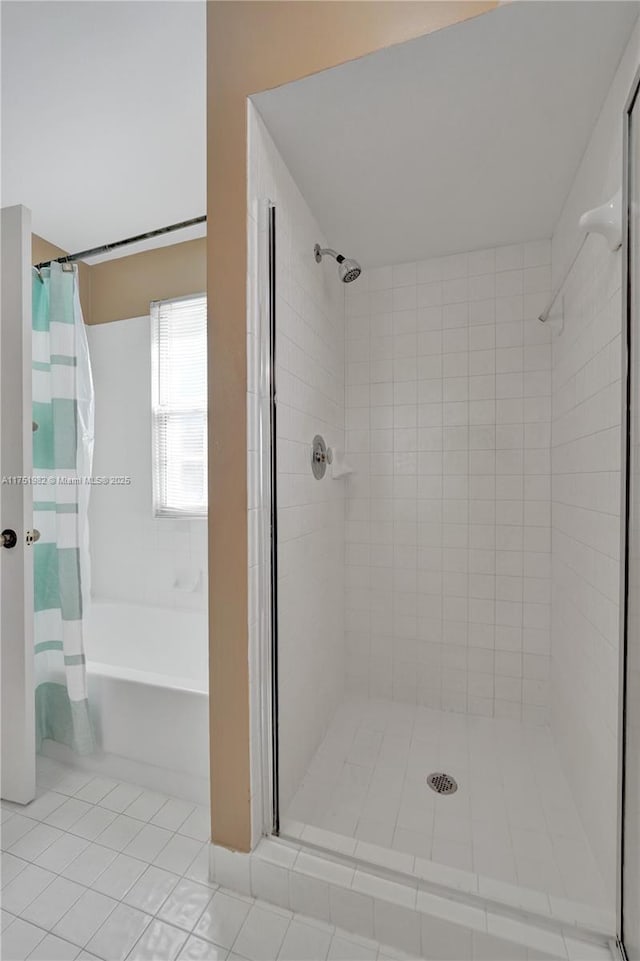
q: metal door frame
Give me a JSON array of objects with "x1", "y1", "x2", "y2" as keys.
[{"x1": 618, "y1": 62, "x2": 640, "y2": 961}]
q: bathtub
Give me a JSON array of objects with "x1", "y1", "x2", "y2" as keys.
[
  {"x1": 41, "y1": 599, "x2": 210, "y2": 803},
  {"x1": 85, "y1": 599, "x2": 208, "y2": 693}
]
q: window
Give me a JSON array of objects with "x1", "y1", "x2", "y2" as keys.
[{"x1": 151, "y1": 294, "x2": 207, "y2": 517}]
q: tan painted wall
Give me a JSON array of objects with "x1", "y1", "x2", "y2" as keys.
[
  {"x1": 207, "y1": 0, "x2": 498, "y2": 852},
  {"x1": 32, "y1": 234, "x2": 206, "y2": 326},
  {"x1": 89, "y1": 239, "x2": 206, "y2": 325}
]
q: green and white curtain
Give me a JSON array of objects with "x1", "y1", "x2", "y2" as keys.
[{"x1": 32, "y1": 262, "x2": 95, "y2": 755}]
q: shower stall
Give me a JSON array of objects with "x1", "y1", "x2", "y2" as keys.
[{"x1": 245, "y1": 2, "x2": 640, "y2": 953}]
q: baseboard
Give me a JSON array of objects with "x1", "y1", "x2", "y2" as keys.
[{"x1": 39, "y1": 740, "x2": 209, "y2": 806}]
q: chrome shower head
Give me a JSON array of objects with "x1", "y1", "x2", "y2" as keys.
[
  {"x1": 314, "y1": 244, "x2": 362, "y2": 284},
  {"x1": 338, "y1": 258, "x2": 362, "y2": 284}
]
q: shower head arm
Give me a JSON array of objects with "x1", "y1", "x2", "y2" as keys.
[
  {"x1": 314, "y1": 244, "x2": 345, "y2": 264},
  {"x1": 314, "y1": 243, "x2": 362, "y2": 284}
]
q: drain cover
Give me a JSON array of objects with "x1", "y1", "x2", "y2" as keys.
[{"x1": 427, "y1": 772, "x2": 458, "y2": 795}]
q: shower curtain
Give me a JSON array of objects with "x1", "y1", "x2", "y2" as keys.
[{"x1": 32, "y1": 262, "x2": 95, "y2": 755}]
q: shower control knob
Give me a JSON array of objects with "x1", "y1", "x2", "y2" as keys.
[
  {"x1": 311, "y1": 435, "x2": 329, "y2": 480},
  {"x1": 1, "y1": 529, "x2": 17, "y2": 549},
  {"x1": 26, "y1": 529, "x2": 40, "y2": 545}
]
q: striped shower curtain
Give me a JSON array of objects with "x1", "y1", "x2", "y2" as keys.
[{"x1": 32, "y1": 262, "x2": 95, "y2": 755}]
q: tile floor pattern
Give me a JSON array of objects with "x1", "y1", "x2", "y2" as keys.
[
  {"x1": 284, "y1": 697, "x2": 607, "y2": 908},
  {"x1": 1, "y1": 757, "x2": 417, "y2": 961}
]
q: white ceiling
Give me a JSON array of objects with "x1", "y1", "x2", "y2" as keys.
[
  {"x1": 1, "y1": 0, "x2": 205, "y2": 258},
  {"x1": 253, "y1": 1, "x2": 639, "y2": 268}
]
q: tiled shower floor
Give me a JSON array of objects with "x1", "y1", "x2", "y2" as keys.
[{"x1": 283, "y1": 697, "x2": 608, "y2": 911}]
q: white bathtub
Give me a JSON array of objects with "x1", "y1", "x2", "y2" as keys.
[
  {"x1": 42, "y1": 599, "x2": 210, "y2": 803},
  {"x1": 85, "y1": 599, "x2": 208, "y2": 694}
]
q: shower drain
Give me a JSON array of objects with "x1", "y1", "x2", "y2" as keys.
[{"x1": 427, "y1": 772, "x2": 458, "y2": 795}]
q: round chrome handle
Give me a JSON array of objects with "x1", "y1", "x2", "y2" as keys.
[
  {"x1": 1, "y1": 529, "x2": 17, "y2": 549},
  {"x1": 311, "y1": 435, "x2": 328, "y2": 479}
]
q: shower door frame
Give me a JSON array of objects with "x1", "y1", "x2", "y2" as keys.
[
  {"x1": 254, "y1": 198, "x2": 281, "y2": 840},
  {"x1": 618, "y1": 63, "x2": 640, "y2": 961},
  {"x1": 266, "y1": 201, "x2": 280, "y2": 836}
]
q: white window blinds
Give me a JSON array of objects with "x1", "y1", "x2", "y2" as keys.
[{"x1": 151, "y1": 294, "x2": 207, "y2": 518}]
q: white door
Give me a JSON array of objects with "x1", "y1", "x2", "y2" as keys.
[{"x1": 1, "y1": 204, "x2": 36, "y2": 803}]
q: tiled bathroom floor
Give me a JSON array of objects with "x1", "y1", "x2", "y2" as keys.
[
  {"x1": 1, "y1": 757, "x2": 412, "y2": 961},
  {"x1": 283, "y1": 697, "x2": 608, "y2": 910}
]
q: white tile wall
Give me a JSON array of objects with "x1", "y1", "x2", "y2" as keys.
[
  {"x1": 550, "y1": 238, "x2": 621, "y2": 900},
  {"x1": 87, "y1": 318, "x2": 208, "y2": 613},
  {"x1": 548, "y1": 16, "x2": 640, "y2": 900},
  {"x1": 343, "y1": 243, "x2": 553, "y2": 721},
  {"x1": 247, "y1": 104, "x2": 346, "y2": 819}
]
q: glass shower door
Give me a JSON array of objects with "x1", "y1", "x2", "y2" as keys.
[{"x1": 623, "y1": 70, "x2": 640, "y2": 960}]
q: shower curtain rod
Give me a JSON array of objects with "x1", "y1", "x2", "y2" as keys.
[{"x1": 33, "y1": 215, "x2": 207, "y2": 270}]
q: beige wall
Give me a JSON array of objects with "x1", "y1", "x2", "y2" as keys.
[
  {"x1": 89, "y1": 239, "x2": 206, "y2": 325},
  {"x1": 207, "y1": 0, "x2": 498, "y2": 853},
  {"x1": 32, "y1": 234, "x2": 206, "y2": 326}
]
